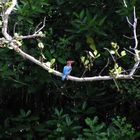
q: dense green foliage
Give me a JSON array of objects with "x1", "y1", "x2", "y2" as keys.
[
  {"x1": 0, "y1": 109, "x2": 138, "y2": 139},
  {"x1": 0, "y1": 0, "x2": 140, "y2": 139}
]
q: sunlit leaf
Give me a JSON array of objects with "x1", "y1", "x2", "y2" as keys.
[
  {"x1": 84, "y1": 60, "x2": 89, "y2": 65},
  {"x1": 38, "y1": 42, "x2": 44, "y2": 49},
  {"x1": 51, "y1": 58, "x2": 55, "y2": 64},
  {"x1": 81, "y1": 56, "x2": 85, "y2": 62},
  {"x1": 86, "y1": 36, "x2": 96, "y2": 51},
  {"x1": 110, "y1": 50, "x2": 115, "y2": 54},
  {"x1": 121, "y1": 51, "x2": 126, "y2": 57},
  {"x1": 88, "y1": 51, "x2": 94, "y2": 58},
  {"x1": 93, "y1": 50, "x2": 98, "y2": 56}
]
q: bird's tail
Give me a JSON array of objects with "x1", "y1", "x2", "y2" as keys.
[{"x1": 62, "y1": 74, "x2": 66, "y2": 81}]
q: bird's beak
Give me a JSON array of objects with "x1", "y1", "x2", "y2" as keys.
[
  {"x1": 71, "y1": 61, "x2": 75, "y2": 64},
  {"x1": 67, "y1": 60, "x2": 75, "y2": 64}
]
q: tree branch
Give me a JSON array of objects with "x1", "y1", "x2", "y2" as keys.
[
  {"x1": 17, "y1": 34, "x2": 45, "y2": 40},
  {"x1": 1, "y1": 0, "x2": 17, "y2": 41},
  {"x1": 9, "y1": 43, "x2": 134, "y2": 82}
]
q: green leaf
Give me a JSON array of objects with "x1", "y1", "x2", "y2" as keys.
[
  {"x1": 99, "y1": 16, "x2": 107, "y2": 26},
  {"x1": 82, "y1": 102, "x2": 87, "y2": 110},
  {"x1": 86, "y1": 36, "x2": 96, "y2": 51},
  {"x1": 114, "y1": 63, "x2": 119, "y2": 69},
  {"x1": 121, "y1": 51, "x2": 126, "y2": 57},
  {"x1": 111, "y1": 42, "x2": 118, "y2": 49},
  {"x1": 20, "y1": 109, "x2": 26, "y2": 117},
  {"x1": 81, "y1": 56, "x2": 85, "y2": 62},
  {"x1": 93, "y1": 50, "x2": 98, "y2": 56},
  {"x1": 50, "y1": 58, "x2": 56, "y2": 64},
  {"x1": 117, "y1": 67, "x2": 122, "y2": 74},
  {"x1": 80, "y1": 10, "x2": 85, "y2": 19},
  {"x1": 85, "y1": 118, "x2": 92, "y2": 126},
  {"x1": 110, "y1": 50, "x2": 115, "y2": 54},
  {"x1": 84, "y1": 60, "x2": 89, "y2": 65},
  {"x1": 38, "y1": 42, "x2": 44, "y2": 49},
  {"x1": 26, "y1": 110, "x2": 31, "y2": 117},
  {"x1": 88, "y1": 51, "x2": 94, "y2": 58},
  {"x1": 89, "y1": 44, "x2": 96, "y2": 51}
]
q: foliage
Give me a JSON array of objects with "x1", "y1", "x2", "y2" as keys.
[
  {"x1": 0, "y1": 0, "x2": 140, "y2": 139},
  {"x1": 0, "y1": 109, "x2": 138, "y2": 140},
  {"x1": 83, "y1": 116, "x2": 136, "y2": 140}
]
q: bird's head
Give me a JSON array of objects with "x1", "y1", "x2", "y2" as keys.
[{"x1": 67, "y1": 60, "x2": 75, "y2": 65}]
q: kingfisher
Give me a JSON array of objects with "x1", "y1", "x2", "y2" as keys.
[{"x1": 62, "y1": 60, "x2": 74, "y2": 81}]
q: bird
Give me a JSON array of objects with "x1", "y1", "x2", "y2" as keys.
[{"x1": 62, "y1": 60, "x2": 74, "y2": 81}]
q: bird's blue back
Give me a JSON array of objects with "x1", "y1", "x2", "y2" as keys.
[{"x1": 62, "y1": 65, "x2": 72, "y2": 80}]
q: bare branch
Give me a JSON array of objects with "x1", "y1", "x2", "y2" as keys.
[
  {"x1": 5, "y1": 0, "x2": 17, "y2": 15},
  {"x1": 1, "y1": 0, "x2": 17, "y2": 41},
  {"x1": 99, "y1": 58, "x2": 110, "y2": 76},
  {"x1": 104, "y1": 47, "x2": 116, "y2": 62},
  {"x1": 35, "y1": 17, "x2": 46, "y2": 34},
  {"x1": 15, "y1": 18, "x2": 46, "y2": 40},
  {"x1": 123, "y1": 0, "x2": 133, "y2": 27},
  {"x1": 13, "y1": 21, "x2": 18, "y2": 35},
  {"x1": 8, "y1": 43, "x2": 135, "y2": 82},
  {"x1": 129, "y1": 7, "x2": 139, "y2": 75},
  {"x1": 126, "y1": 17, "x2": 133, "y2": 27},
  {"x1": 123, "y1": 34, "x2": 140, "y2": 40},
  {"x1": 17, "y1": 34, "x2": 45, "y2": 40},
  {"x1": 123, "y1": 35, "x2": 134, "y2": 39},
  {"x1": 35, "y1": 21, "x2": 43, "y2": 32},
  {"x1": 133, "y1": 7, "x2": 138, "y2": 49},
  {"x1": 123, "y1": 0, "x2": 127, "y2": 7},
  {"x1": 124, "y1": 48, "x2": 135, "y2": 56},
  {"x1": 122, "y1": 0, "x2": 139, "y2": 76}
]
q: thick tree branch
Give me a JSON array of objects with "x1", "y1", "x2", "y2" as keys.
[
  {"x1": 10, "y1": 43, "x2": 133, "y2": 82},
  {"x1": 1, "y1": 0, "x2": 17, "y2": 41}
]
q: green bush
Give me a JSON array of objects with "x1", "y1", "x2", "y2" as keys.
[{"x1": 0, "y1": 109, "x2": 138, "y2": 140}]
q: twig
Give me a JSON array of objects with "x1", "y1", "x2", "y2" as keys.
[
  {"x1": 35, "y1": 22, "x2": 43, "y2": 32},
  {"x1": 1, "y1": 0, "x2": 17, "y2": 41},
  {"x1": 113, "y1": 78, "x2": 120, "y2": 91},
  {"x1": 35, "y1": 17, "x2": 46, "y2": 34},
  {"x1": 104, "y1": 48, "x2": 116, "y2": 62},
  {"x1": 123, "y1": 34, "x2": 140, "y2": 39},
  {"x1": 81, "y1": 69, "x2": 87, "y2": 77},
  {"x1": 133, "y1": 7, "x2": 138, "y2": 49},
  {"x1": 99, "y1": 58, "x2": 110, "y2": 76},
  {"x1": 17, "y1": 18, "x2": 46, "y2": 40},
  {"x1": 124, "y1": 48, "x2": 135, "y2": 55},
  {"x1": 13, "y1": 21, "x2": 18, "y2": 35},
  {"x1": 17, "y1": 34, "x2": 45, "y2": 40},
  {"x1": 123, "y1": 35, "x2": 134, "y2": 40},
  {"x1": 123, "y1": 0, "x2": 133, "y2": 27}
]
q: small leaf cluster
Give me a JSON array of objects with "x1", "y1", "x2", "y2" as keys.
[
  {"x1": 110, "y1": 42, "x2": 126, "y2": 58},
  {"x1": 109, "y1": 42, "x2": 126, "y2": 77}
]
